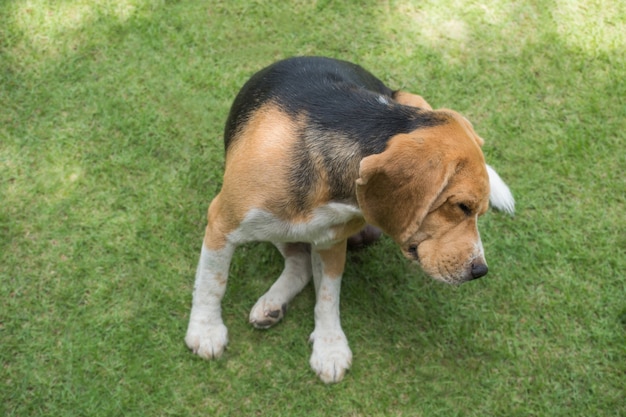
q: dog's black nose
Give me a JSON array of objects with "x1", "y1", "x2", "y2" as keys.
[{"x1": 470, "y1": 262, "x2": 488, "y2": 279}]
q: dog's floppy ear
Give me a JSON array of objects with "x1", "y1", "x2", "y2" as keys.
[{"x1": 356, "y1": 135, "x2": 452, "y2": 244}]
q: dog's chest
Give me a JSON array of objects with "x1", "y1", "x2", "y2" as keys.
[{"x1": 230, "y1": 203, "x2": 364, "y2": 248}]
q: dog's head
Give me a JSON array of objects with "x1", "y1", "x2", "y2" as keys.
[{"x1": 356, "y1": 110, "x2": 513, "y2": 284}]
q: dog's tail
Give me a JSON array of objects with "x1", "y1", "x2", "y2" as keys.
[{"x1": 486, "y1": 165, "x2": 515, "y2": 215}]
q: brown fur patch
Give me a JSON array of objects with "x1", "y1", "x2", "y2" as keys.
[
  {"x1": 222, "y1": 103, "x2": 296, "y2": 216},
  {"x1": 208, "y1": 104, "x2": 322, "y2": 233},
  {"x1": 214, "y1": 272, "x2": 227, "y2": 286},
  {"x1": 316, "y1": 240, "x2": 348, "y2": 279},
  {"x1": 393, "y1": 91, "x2": 433, "y2": 110},
  {"x1": 202, "y1": 104, "x2": 309, "y2": 248},
  {"x1": 331, "y1": 217, "x2": 367, "y2": 242},
  {"x1": 282, "y1": 242, "x2": 311, "y2": 257},
  {"x1": 203, "y1": 197, "x2": 229, "y2": 250}
]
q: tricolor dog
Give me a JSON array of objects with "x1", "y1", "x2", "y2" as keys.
[{"x1": 185, "y1": 56, "x2": 515, "y2": 383}]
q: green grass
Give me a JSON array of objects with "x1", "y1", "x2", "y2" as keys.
[{"x1": 1, "y1": 0, "x2": 625, "y2": 415}]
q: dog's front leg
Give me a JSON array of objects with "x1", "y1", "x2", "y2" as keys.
[
  {"x1": 185, "y1": 242, "x2": 235, "y2": 359},
  {"x1": 309, "y1": 240, "x2": 352, "y2": 383}
]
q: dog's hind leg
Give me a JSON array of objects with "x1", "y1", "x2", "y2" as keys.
[
  {"x1": 185, "y1": 242, "x2": 235, "y2": 358},
  {"x1": 249, "y1": 242, "x2": 312, "y2": 329},
  {"x1": 185, "y1": 197, "x2": 236, "y2": 359}
]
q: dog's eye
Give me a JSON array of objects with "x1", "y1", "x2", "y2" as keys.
[{"x1": 458, "y1": 203, "x2": 472, "y2": 216}]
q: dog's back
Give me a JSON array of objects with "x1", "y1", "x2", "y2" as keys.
[
  {"x1": 223, "y1": 57, "x2": 446, "y2": 208},
  {"x1": 224, "y1": 56, "x2": 393, "y2": 149}
]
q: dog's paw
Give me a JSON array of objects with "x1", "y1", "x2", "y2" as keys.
[
  {"x1": 309, "y1": 330, "x2": 352, "y2": 384},
  {"x1": 185, "y1": 322, "x2": 228, "y2": 359},
  {"x1": 249, "y1": 296, "x2": 287, "y2": 329}
]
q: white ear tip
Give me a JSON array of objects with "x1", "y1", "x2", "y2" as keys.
[{"x1": 486, "y1": 165, "x2": 515, "y2": 215}]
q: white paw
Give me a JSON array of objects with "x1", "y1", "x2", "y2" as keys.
[
  {"x1": 249, "y1": 296, "x2": 287, "y2": 329},
  {"x1": 185, "y1": 321, "x2": 228, "y2": 359},
  {"x1": 309, "y1": 331, "x2": 352, "y2": 383}
]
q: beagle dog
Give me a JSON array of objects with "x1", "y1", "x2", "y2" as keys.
[{"x1": 185, "y1": 56, "x2": 515, "y2": 383}]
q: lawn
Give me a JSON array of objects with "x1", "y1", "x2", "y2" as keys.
[{"x1": 1, "y1": 0, "x2": 624, "y2": 416}]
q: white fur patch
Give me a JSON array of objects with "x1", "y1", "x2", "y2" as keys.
[
  {"x1": 486, "y1": 164, "x2": 515, "y2": 215},
  {"x1": 377, "y1": 95, "x2": 390, "y2": 105},
  {"x1": 231, "y1": 203, "x2": 363, "y2": 247}
]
